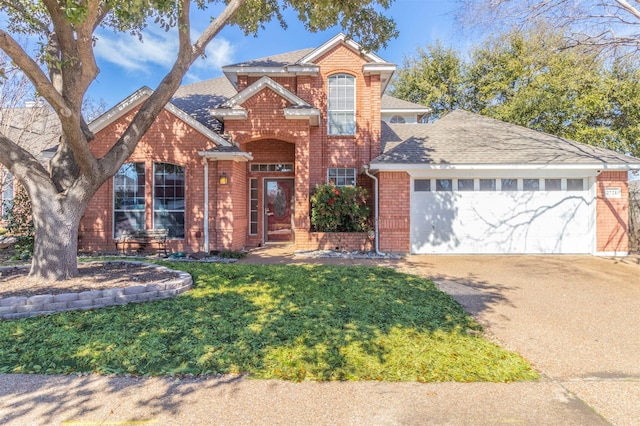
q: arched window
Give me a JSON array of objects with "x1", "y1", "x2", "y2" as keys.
[
  {"x1": 390, "y1": 115, "x2": 406, "y2": 123},
  {"x1": 154, "y1": 163, "x2": 185, "y2": 239},
  {"x1": 327, "y1": 74, "x2": 356, "y2": 135}
]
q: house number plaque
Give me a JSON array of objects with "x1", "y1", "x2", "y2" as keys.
[{"x1": 604, "y1": 187, "x2": 622, "y2": 199}]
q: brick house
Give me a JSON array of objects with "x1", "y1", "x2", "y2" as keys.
[{"x1": 80, "y1": 34, "x2": 640, "y2": 255}]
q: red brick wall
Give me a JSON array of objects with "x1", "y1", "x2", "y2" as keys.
[
  {"x1": 80, "y1": 107, "x2": 219, "y2": 254},
  {"x1": 214, "y1": 160, "x2": 248, "y2": 251},
  {"x1": 596, "y1": 171, "x2": 630, "y2": 253},
  {"x1": 378, "y1": 172, "x2": 410, "y2": 253},
  {"x1": 296, "y1": 232, "x2": 373, "y2": 251}
]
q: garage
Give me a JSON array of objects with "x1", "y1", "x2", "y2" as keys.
[
  {"x1": 409, "y1": 176, "x2": 595, "y2": 254},
  {"x1": 372, "y1": 110, "x2": 640, "y2": 255}
]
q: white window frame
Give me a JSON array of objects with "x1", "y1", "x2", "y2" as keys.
[
  {"x1": 113, "y1": 163, "x2": 146, "y2": 238},
  {"x1": 153, "y1": 162, "x2": 186, "y2": 239},
  {"x1": 249, "y1": 178, "x2": 259, "y2": 235},
  {"x1": 327, "y1": 74, "x2": 356, "y2": 136},
  {"x1": 327, "y1": 168, "x2": 356, "y2": 187}
]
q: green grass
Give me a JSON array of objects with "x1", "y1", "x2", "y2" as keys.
[{"x1": 0, "y1": 263, "x2": 538, "y2": 382}]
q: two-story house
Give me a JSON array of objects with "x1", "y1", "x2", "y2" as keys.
[{"x1": 79, "y1": 34, "x2": 640, "y2": 256}]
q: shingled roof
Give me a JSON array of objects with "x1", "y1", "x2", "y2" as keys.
[
  {"x1": 381, "y1": 95, "x2": 428, "y2": 111},
  {"x1": 172, "y1": 76, "x2": 237, "y2": 132},
  {"x1": 224, "y1": 48, "x2": 315, "y2": 68},
  {"x1": 374, "y1": 110, "x2": 640, "y2": 168}
]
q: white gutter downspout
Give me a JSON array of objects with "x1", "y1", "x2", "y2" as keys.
[
  {"x1": 364, "y1": 165, "x2": 384, "y2": 255},
  {"x1": 203, "y1": 158, "x2": 209, "y2": 253}
]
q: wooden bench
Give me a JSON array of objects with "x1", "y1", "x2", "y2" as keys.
[{"x1": 115, "y1": 229, "x2": 169, "y2": 256}]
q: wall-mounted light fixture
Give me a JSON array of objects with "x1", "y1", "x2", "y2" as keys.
[{"x1": 219, "y1": 172, "x2": 228, "y2": 185}]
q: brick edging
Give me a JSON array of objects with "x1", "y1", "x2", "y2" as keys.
[{"x1": 0, "y1": 261, "x2": 192, "y2": 320}]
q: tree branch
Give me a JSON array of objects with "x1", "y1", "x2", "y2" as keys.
[
  {"x1": 0, "y1": 30, "x2": 72, "y2": 117},
  {"x1": 98, "y1": 0, "x2": 248, "y2": 179},
  {"x1": 0, "y1": 132, "x2": 51, "y2": 189}
]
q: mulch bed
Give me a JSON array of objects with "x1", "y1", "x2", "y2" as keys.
[{"x1": 0, "y1": 261, "x2": 179, "y2": 299}]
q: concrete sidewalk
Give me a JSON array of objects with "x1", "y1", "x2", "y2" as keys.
[
  {"x1": 0, "y1": 374, "x2": 610, "y2": 425},
  {"x1": 1, "y1": 249, "x2": 639, "y2": 425}
]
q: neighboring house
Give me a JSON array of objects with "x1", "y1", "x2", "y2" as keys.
[
  {"x1": 79, "y1": 33, "x2": 640, "y2": 256},
  {"x1": 0, "y1": 103, "x2": 60, "y2": 221}
]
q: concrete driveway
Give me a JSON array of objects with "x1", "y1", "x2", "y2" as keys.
[{"x1": 393, "y1": 254, "x2": 640, "y2": 424}]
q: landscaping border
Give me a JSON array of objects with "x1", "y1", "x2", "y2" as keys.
[{"x1": 0, "y1": 261, "x2": 192, "y2": 320}]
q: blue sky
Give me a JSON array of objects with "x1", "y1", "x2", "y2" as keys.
[{"x1": 89, "y1": 0, "x2": 464, "y2": 107}]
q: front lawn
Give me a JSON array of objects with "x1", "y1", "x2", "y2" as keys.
[{"x1": 0, "y1": 263, "x2": 538, "y2": 381}]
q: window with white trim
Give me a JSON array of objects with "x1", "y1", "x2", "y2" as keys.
[
  {"x1": 436, "y1": 179, "x2": 453, "y2": 191},
  {"x1": 113, "y1": 163, "x2": 145, "y2": 238},
  {"x1": 480, "y1": 179, "x2": 496, "y2": 191},
  {"x1": 523, "y1": 178, "x2": 540, "y2": 191},
  {"x1": 154, "y1": 163, "x2": 185, "y2": 239},
  {"x1": 327, "y1": 74, "x2": 356, "y2": 135},
  {"x1": 545, "y1": 179, "x2": 561, "y2": 191},
  {"x1": 327, "y1": 168, "x2": 356, "y2": 186},
  {"x1": 567, "y1": 178, "x2": 584, "y2": 191},
  {"x1": 250, "y1": 163, "x2": 294, "y2": 173},
  {"x1": 457, "y1": 179, "x2": 474, "y2": 191},
  {"x1": 249, "y1": 178, "x2": 258, "y2": 235},
  {"x1": 501, "y1": 178, "x2": 518, "y2": 191},
  {"x1": 414, "y1": 179, "x2": 430, "y2": 192}
]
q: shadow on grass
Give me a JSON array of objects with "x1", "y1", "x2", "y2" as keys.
[{"x1": 0, "y1": 264, "x2": 536, "y2": 386}]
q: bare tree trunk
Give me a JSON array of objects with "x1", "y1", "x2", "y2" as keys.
[{"x1": 28, "y1": 189, "x2": 87, "y2": 280}]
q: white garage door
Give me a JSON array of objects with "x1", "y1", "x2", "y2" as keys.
[{"x1": 410, "y1": 178, "x2": 594, "y2": 254}]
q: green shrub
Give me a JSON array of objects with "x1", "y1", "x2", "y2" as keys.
[
  {"x1": 3, "y1": 186, "x2": 34, "y2": 260},
  {"x1": 310, "y1": 183, "x2": 370, "y2": 232}
]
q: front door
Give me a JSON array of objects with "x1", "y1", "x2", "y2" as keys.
[{"x1": 264, "y1": 179, "x2": 294, "y2": 243}]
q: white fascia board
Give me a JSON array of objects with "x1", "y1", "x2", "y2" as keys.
[
  {"x1": 300, "y1": 33, "x2": 387, "y2": 64},
  {"x1": 363, "y1": 64, "x2": 396, "y2": 94},
  {"x1": 211, "y1": 109, "x2": 248, "y2": 120},
  {"x1": 198, "y1": 151, "x2": 253, "y2": 162},
  {"x1": 284, "y1": 108, "x2": 320, "y2": 126},
  {"x1": 370, "y1": 163, "x2": 640, "y2": 172},
  {"x1": 163, "y1": 103, "x2": 232, "y2": 147},
  {"x1": 89, "y1": 86, "x2": 152, "y2": 134},
  {"x1": 89, "y1": 86, "x2": 232, "y2": 147},
  {"x1": 363, "y1": 63, "x2": 396, "y2": 74}
]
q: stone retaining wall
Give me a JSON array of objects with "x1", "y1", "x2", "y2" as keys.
[{"x1": 0, "y1": 262, "x2": 192, "y2": 320}]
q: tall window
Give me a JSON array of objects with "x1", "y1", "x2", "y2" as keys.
[
  {"x1": 113, "y1": 163, "x2": 145, "y2": 237},
  {"x1": 327, "y1": 74, "x2": 356, "y2": 135},
  {"x1": 1, "y1": 173, "x2": 13, "y2": 218},
  {"x1": 154, "y1": 163, "x2": 185, "y2": 238}
]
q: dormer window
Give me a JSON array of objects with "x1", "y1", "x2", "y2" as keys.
[{"x1": 327, "y1": 74, "x2": 356, "y2": 135}]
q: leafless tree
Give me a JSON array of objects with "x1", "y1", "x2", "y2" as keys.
[{"x1": 456, "y1": 0, "x2": 640, "y2": 56}]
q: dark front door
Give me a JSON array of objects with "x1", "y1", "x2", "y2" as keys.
[{"x1": 264, "y1": 179, "x2": 294, "y2": 242}]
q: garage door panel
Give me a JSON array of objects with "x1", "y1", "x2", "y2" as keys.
[{"x1": 411, "y1": 191, "x2": 593, "y2": 254}]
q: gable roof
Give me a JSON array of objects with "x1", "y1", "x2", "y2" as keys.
[
  {"x1": 373, "y1": 110, "x2": 640, "y2": 170},
  {"x1": 90, "y1": 86, "x2": 233, "y2": 148},
  {"x1": 172, "y1": 76, "x2": 237, "y2": 132},
  {"x1": 221, "y1": 33, "x2": 395, "y2": 94},
  {"x1": 213, "y1": 76, "x2": 320, "y2": 126},
  {"x1": 381, "y1": 95, "x2": 430, "y2": 112}
]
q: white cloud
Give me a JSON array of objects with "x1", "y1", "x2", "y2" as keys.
[
  {"x1": 94, "y1": 26, "x2": 178, "y2": 73},
  {"x1": 94, "y1": 23, "x2": 236, "y2": 78},
  {"x1": 192, "y1": 36, "x2": 236, "y2": 71}
]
